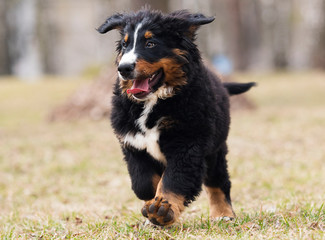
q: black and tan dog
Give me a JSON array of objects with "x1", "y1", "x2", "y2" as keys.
[{"x1": 98, "y1": 9, "x2": 255, "y2": 226}]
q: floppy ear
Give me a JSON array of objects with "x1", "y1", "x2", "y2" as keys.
[
  {"x1": 187, "y1": 14, "x2": 215, "y2": 39},
  {"x1": 97, "y1": 13, "x2": 125, "y2": 34},
  {"x1": 186, "y1": 13, "x2": 215, "y2": 26},
  {"x1": 169, "y1": 10, "x2": 215, "y2": 39}
]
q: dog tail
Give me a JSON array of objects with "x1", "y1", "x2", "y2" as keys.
[{"x1": 223, "y1": 82, "x2": 256, "y2": 96}]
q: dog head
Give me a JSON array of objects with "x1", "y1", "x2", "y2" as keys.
[{"x1": 98, "y1": 10, "x2": 214, "y2": 101}]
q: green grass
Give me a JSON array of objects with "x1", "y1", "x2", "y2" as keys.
[{"x1": 0, "y1": 72, "x2": 324, "y2": 239}]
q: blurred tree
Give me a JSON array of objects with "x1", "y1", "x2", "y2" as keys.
[
  {"x1": 287, "y1": 0, "x2": 324, "y2": 70},
  {"x1": 311, "y1": 0, "x2": 325, "y2": 68},
  {"x1": 6, "y1": 0, "x2": 43, "y2": 78},
  {"x1": 1, "y1": 0, "x2": 325, "y2": 78},
  {"x1": 227, "y1": 0, "x2": 247, "y2": 70},
  {"x1": 0, "y1": 0, "x2": 10, "y2": 75}
]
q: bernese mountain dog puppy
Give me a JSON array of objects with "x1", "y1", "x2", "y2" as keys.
[{"x1": 97, "y1": 9, "x2": 255, "y2": 226}]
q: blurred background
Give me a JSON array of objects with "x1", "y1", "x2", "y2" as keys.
[
  {"x1": 1, "y1": 0, "x2": 325, "y2": 78},
  {"x1": 1, "y1": 1, "x2": 325, "y2": 238}
]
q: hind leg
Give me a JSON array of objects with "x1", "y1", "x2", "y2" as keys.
[
  {"x1": 204, "y1": 186, "x2": 235, "y2": 220},
  {"x1": 204, "y1": 143, "x2": 235, "y2": 220}
]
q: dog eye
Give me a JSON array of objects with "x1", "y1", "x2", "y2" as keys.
[
  {"x1": 145, "y1": 41, "x2": 156, "y2": 48},
  {"x1": 122, "y1": 41, "x2": 128, "y2": 49}
]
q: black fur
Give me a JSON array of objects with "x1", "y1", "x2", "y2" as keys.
[
  {"x1": 98, "y1": 9, "x2": 255, "y2": 221},
  {"x1": 223, "y1": 82, "x2": 257, "y2": 96}
]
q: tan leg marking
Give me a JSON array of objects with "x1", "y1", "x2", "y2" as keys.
[
  {"x1": 205, "y1": 186, "x2": 236, "y2": 219},
  {"x1": 152, "y1": 174, "x2": 161, "y2": 193}
]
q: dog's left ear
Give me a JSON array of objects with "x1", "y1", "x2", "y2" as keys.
[
  {"x1": 186, "y1": 13, "x2": 215, "y2": 26},
  {"x1": 186, "y1": 14, "x2": 215, "y2": 39},
  {"x1": 97, "y1": 13, "x2": 125, "y2": 34},
  {"x1": 169, "y1": 11, "x2": 215, "y2": 39}
]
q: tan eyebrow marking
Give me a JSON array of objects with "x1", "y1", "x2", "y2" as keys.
[
  {"x1": 124, "y1": 34, "x2": 129, "y2": 42},
  {"x1": 144, "y1": 31, "x2": 153, "y2": 39}
]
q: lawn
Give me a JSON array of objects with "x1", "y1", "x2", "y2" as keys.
[{"x1": 0, "y1": 72, "x2": 324, "y2": 239}]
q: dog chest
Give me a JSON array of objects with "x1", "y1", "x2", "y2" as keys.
[{"x1": 124, "y1": 127, "x2": 166, "y2": 165}]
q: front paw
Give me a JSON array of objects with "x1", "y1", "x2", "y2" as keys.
[{"x1": 141, "y1": 196, "x2": 175, "y2": 226}]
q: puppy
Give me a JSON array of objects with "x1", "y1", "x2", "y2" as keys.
[{"x1": 98, "y1": 9, "x2": 255, "y2": 226}]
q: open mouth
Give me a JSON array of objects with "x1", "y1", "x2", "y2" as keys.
[{"x1": 126, "y1": 69, "x2": 163, "y2": 99}]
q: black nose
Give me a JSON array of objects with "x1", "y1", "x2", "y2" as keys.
[{"x1": 118, "y1": 63, "x2": 135, "y2": 79}]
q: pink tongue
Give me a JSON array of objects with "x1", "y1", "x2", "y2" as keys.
[{"x1": 127, "y1": 78, "x2": 150, "y2": 94}]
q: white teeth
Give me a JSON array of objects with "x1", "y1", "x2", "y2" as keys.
[{"x1": 149, "y1": 73, "x2": 156, "y2": 81}]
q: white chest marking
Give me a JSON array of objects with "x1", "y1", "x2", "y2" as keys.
[{"x1": 123, "y1": 96, "x2": 167, "y2": 165}]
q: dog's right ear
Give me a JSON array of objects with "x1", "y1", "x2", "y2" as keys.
[
  {"x1": 167, "y1": 10, "x2": 215, "y2": 40},
  {"x1": 97, "y1": 13, "x2": 125, "y2": 34}
]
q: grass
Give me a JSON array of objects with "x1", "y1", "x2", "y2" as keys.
[{"x1": 0, "y1": 72, "x2": 324, "y2": 239}]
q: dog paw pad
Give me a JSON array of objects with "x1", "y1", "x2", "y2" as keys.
[
  {"x1": 142, "y1": 196, "x2": 175, "y2": 226},
  {"x1": 141, "y1": 206, "x2": 148, "y2": 218}
]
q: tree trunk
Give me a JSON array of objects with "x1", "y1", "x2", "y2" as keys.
[
  {"x1": 309, "y1": 0, "x2": 325, "y2": 69},
  {"x1": 6, "y1": 0, "x2": 43, "y2": 79},
  {"x1": 0, "y1": 0, "x2": 10, "y2": 75}
]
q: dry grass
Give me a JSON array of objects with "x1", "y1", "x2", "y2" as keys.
[{"x1": 0, "y1": 72, "x2": 324, "y2": 239}]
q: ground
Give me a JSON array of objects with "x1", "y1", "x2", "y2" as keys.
[{"x1": 0, "y1": 72, "x2": 324, "y2": 239}]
